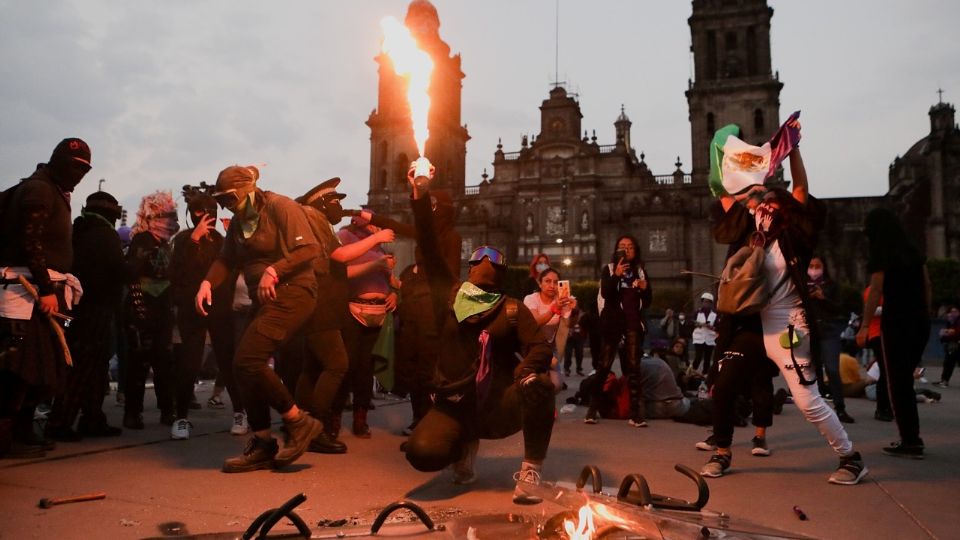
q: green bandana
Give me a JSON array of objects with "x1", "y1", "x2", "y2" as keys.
[
  {"x1": 236, "y1": 191, "x2": 260, "y2": 239},
  {"x1": 453, "y1": 282, "x2": 502, "y2": 322},
  {"x1": 80, "y1": 209, "x2": 114, "y2": 229}
]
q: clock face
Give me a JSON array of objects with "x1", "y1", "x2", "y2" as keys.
[{"x1": 550, "y1": 117, "x2": 566, "y2": 134}]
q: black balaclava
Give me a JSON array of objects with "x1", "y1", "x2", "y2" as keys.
[
  {"x1": 319, "y1": 196, "x2": 346, "y2": 225},
  {"x1": 84, "y1": 191, "x2": 122, "y2": 224},
  {"x1": 47, "y1": 137, "x2": 92, "y2": 192},
  {"x1": 467, "y1": 258, "x2": 505, "y2": 293},
  {"x1": 187, "y1": 193, "x2": 218, "y2": 228}
]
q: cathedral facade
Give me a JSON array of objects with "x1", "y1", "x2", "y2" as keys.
[{"x1": 366, "y1": 0, "x2": 960, "y2": 306}]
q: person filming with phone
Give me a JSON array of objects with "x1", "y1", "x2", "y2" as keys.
[
  {"x1": 584, "y1": 235, "x2": 652, "y2": 427},
  {"x1": 524, "y1": 268, "x2": 577, "y2": 390}
]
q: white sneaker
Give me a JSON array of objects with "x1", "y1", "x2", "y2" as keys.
[
  {"x1": 231, "y1": 412, "x2": 249, "y2": 436},
  {"x1": 171, "y1": 419, "x2": 191, "y2": 440}
]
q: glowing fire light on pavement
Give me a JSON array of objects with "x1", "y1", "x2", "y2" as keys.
[{"x1": 380, "y1": 15, "x2": 434, "y2": 176}]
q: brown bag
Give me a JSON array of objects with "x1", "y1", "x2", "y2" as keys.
[{"x1": 716, "y1": 244, "x2": 789, "y2": 315}]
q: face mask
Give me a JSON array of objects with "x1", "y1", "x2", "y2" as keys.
[
  {"x1": 678, "y1": 314, "x2": 685, "y2": 322},
  {"x1": 807, "y1": 268, "x2": 824, "y2": 281},
  {"x1": 468, "y1": 258, "x2": 502, "y2": 291},
  {"x1": 754, "y1": 202, "x2": 780, "y2": 233},
  {"x1": 535, "y1": 262, "x2": 548, "y2": 273}
]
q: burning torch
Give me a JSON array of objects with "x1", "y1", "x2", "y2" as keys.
[{"x1": 380, "y1": 16, "x2": 435, "y2": 184}]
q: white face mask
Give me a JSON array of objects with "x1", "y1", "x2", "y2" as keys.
[
  {"x1": 535, "y1": 263, "x2": 548, "y2": 273},
  {"x1": 678, "y1": 314, "x2": 686, "y2": 322},
  {"x1": 807, "y1": 268, "x2": 824, "y2": 281}
]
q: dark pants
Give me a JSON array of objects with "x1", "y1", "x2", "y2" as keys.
[
  {"x1": 693, "y1": 343, "x2": 715, "y2": 373},
  {"x1": 563, "y1": 334, "x2": 584, "y2": 373},
  {"x1": 880, "y1": 317, "x2": 930, "y2": 446},
  {"x1": 234, "y1": 283, "x2": 316, "y2": 432},
  {"x1": 174, "y1": 304, "x2": 239, "y2": 418},
  {"x1": 49, "y1": 305, "x2": 115, "y2": 430},
  {"x1": 336, "y1": 316, "x2": 380, "y2": 411},
  {"x1": 394, "y1": 317, "x2": 439, "y2": 426},
  {"x1": 294, "y1": 328, "x2": 348, "y2": 422},
  {"x1": 124, "y1": 293, "x2": 175, "y2": 417},
  {"x1": 711, "y1": 329, "x2": 775, "y2": 449},
  {"x1": 405, "y1": 378, "x2": 555, "y2": 472},
  {"x1": 941, "y1": 347, "x2": 959, "y2": 383},
  {"x1": 592, "y1": 330, "x2": 644, "y2": 420},
  {"x1": 870, "y1": 337, "x2": 891, "y2": 416}
]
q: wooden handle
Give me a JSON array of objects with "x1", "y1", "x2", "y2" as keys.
[{"x1": 16, "y1": 275, "x2": 72, "y2": 367}]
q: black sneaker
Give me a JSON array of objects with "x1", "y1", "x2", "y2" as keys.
[
  {"x1": 695, "y1": 434, "x2": 717, "y2": 451},
  {"x1": 584, "y1": 407, "x2": 599, "y2": 424},
  {"x1": 750, "y1": 436, "x2": 770, "y2": 457},
  {"x1": 700, "y1": 453, "x2": 731, "y2": 478},
  {"x1": 837, "y1": 410, "x2": 856, "y2": 424},
  {"x1": 222, "y1": 436, "x2": 279, "y2": 473},
  {"x1": 882, "y1": 441, "x2": 924, "y2": 460},
  {"x1": 274, "y1": 412, "x2": 323, "y2": 467},
  {"x1": 829, "y1": 451, "x2": 868, "y2": 485}
]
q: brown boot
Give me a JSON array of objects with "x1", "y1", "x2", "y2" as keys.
[
  {"x1": 222, "y1": 435, "x2": 278, "y2": 473},
  {"x1": 274, "y1": 412, "x2": 323, "y2": 467},
  {"x1": 352, "y1": 407, "x2": 371, "y2": 439}
]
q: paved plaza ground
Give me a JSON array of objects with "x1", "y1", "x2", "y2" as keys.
[{"x1": 2, "y1": 364, "x2": 959, "y2": 540}]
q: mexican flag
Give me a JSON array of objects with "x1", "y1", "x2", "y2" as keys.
[{"x1": 709, "y1": 111, "x2": 801, "y2": 197}]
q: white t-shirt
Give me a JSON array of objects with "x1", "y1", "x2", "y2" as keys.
[
  {"x1": 763, "y1": 240, "x2": 800, "y2": 309},
  {"x1": 523, "y1": 292, "x2": 561, "y2": 343},
  {"x1": 692, "y1": 310, "x2": 718, "y2": 345}
]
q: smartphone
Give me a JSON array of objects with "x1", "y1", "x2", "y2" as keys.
[
  {"x1": 614, "y1": 249, "x2": 627, "y2": 261},
  {"x1": 557, "y1": 280, "x2": 571, "y2": 298}
]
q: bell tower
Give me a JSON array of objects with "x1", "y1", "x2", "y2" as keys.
[
  {"x1": 685, "y1": 0, "x2": 783, "y2": 184},
  {"x1": 366, "y1": 0, "x2": 470, "y2": 216}
]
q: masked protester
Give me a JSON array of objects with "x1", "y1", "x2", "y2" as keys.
[
  {"x1": 0, "y1": 138, "x2": 91, "y2": 458},
  {"x1": 354, "y1": 189, "x2": 461, "y2": 436},
  {"x1": 806, "y1": 255, "x2": 854, "y2": 424},
  {"x1": 287, "y1": 177, "x2": 391, "y2": 454},
  {"x1": 700, "y1": 121, "x2": 866, "y2": 485},
  {"x1": 196, "y1": 165, "x2": 322, "y2": 473},
  {"x1": 402, "y1": 165, "x2": 554, "y2": 505},
  {"x1": 122, "y1": 191, "x2": 179, "y2": 431},
  {"x1": 168, "y1": 188, "x2": 243, "y2": 440},
  {"x1": 46, "y1": 191, "x2": 125, "y2": 441}
]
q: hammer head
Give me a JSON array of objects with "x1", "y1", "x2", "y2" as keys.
[{"x1": 38, "y1": 498, "x2": 54, "y2": 509}]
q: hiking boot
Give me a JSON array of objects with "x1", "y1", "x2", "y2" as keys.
[
  {"x1": 273, "y1": 412, "x2": 323, "y2": 467},
  {"x1": 700, "y1": 453, "x2": 731, "y2": 478},
  {"x1": 627, "y1": 418, "x2": 649, "y2": 428},
  {"x1": 512, "y1": 467, "x2": 543, "y2": 505},
  {"x1": 750, "y1": 436, "x2": 770, "y2": 457},
  {"x1": 452, "y1": 440, "x2": 479, "y2": 485},
  {"x1": 583, "y1": 406, "x2": 599, "y2": 424},
  {"x1": 882, "y1": 441, "x2": 925, "y2": 460},
  {"x1": 829, "y1": 451, "x2": 868, "y2": 485},
  {"x1": 309, "y1": 432, "x2": 347, "y2": 454},
  {"x1": 352, "y1": 407, "x2": 371, "y2": 439},
  {"x1": 170, "y1": 419, "x2": 191, "y2": 440},
  {"x1": 123, "y1": 412, "x2": 144, "y2": 430},
  {"x1": 230, "y1": 412, "x2": 249, "y2": 436},
  {"x1": 695, "y1": 434, "x2": 717, "y2": 451},
  {"x1": 837, "y1": 410, "x2": 856, "y2": 424},
  {"x1": 222, "y1": 436, "x2": 278, "y2": 473}
]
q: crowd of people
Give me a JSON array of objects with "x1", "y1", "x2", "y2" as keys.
[{"x1": 0, "y1": 127, "x2": 954, "y2": 500}]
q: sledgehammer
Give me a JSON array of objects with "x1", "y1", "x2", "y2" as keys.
[{"x1": 38, "y1": 492, "x2": 106, "y2": 509}]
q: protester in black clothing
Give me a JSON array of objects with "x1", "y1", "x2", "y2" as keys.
[
  {"x1": 585, "y1": 235, "x2": 653, "y2": 427},
  {"x1": 123, "y1": 191, "x2": 179, "y2": 430},
  {"x1": 357, "y1": 191, "x2": 461, "y2": 434},
  {"x1": 197, "y1": 165, "x2": 322, "y2": 472},
  {"x1": 857, "y1": 208, "x2": 931, "y2": 459},
  {"x1": 168, "y1": 188, "x2": 241, "y2": 440},
  {"x1": 47, "y1": 191, "x2": 125, "y2": 441},
  {"x1": 0, "y1": 138, "x2": 91, "y2": 458},
  {"x1": 403, "y1": 165, "x2": 554, "y2": 505}
]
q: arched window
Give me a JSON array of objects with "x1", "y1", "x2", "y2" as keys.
[
  {"x1": 378, "y1": 141, "x2": 388, "y2": 167},
  {"x1": 378, "y1": 169, "x2": 387, "y2": 191},
  {"x1": 754, "y1": 109, "x2": 764, "y2": 134}
]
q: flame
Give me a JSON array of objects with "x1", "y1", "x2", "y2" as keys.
[
  {"x1": 380, "y1": 16, "x2": 434, "y2": 157},
  {"x1": 563, "y1": 504, "x2": 597, "y2": 540}
]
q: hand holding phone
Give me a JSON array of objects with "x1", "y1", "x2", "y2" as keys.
[{"x1": 557, "y1": 280, "x2": 570, "y2": 299}]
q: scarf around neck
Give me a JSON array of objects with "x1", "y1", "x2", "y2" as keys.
[{"x1": 453, "y1": 282, "x2": 502, "y2": 322}]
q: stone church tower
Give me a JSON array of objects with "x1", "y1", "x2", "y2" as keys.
[
  {"x1": 686, "y1": 0, "x2": 783, "y2": 185},
  {"x1": 366, "y1": 0, "x2": 469, "y2": 221}
]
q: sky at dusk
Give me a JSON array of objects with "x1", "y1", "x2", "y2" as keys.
[{"x1": 1, "y1": 0, "x2": 957, "y2": 223}]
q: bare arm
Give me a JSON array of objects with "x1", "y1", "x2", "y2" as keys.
[
  {"x1": 346, "y1": 258, "x2": 385, "y2": 279},
  {"x1": 331, "y1": 229, "x2": 393, "y2": 263},
  {"x1": 789, "y1": 146, "x2": 808, "y2": 205},
  {"x1": 861, "y1": 272, "x2": 883, "y2": 328}
]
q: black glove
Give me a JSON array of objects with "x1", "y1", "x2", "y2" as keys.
[{"x1": 518, "y1": 371, "x2": 555, "y2": 406}]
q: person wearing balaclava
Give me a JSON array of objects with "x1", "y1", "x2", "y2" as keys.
[
  {"x1": 0, "y1": 137, "x2": 91, "y2": 458},
  {"x1": 285, "y1": 177, "x2": 393, "y2": 454},
  {"x1": 354, "y1": 189, "x2": 461, "y2": 437},
  {"x1": 401, "y1": 164, "x2": 554, "y2": 505},
  {"x1": 167, "y1": 187, "x2": 243, "y2": 441},
  {"x1": 195, "y1": 165, "x2": 323, "y2": 473},
  {"x1": 46, "y1": 191, "x2": 126, "y2": 442},
  {"x1": 122, "y1": 191, "x2": 180, "y2": 432},
  {"x1": 698, "y1": 119, "x2": 867, "y2": 486}
]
